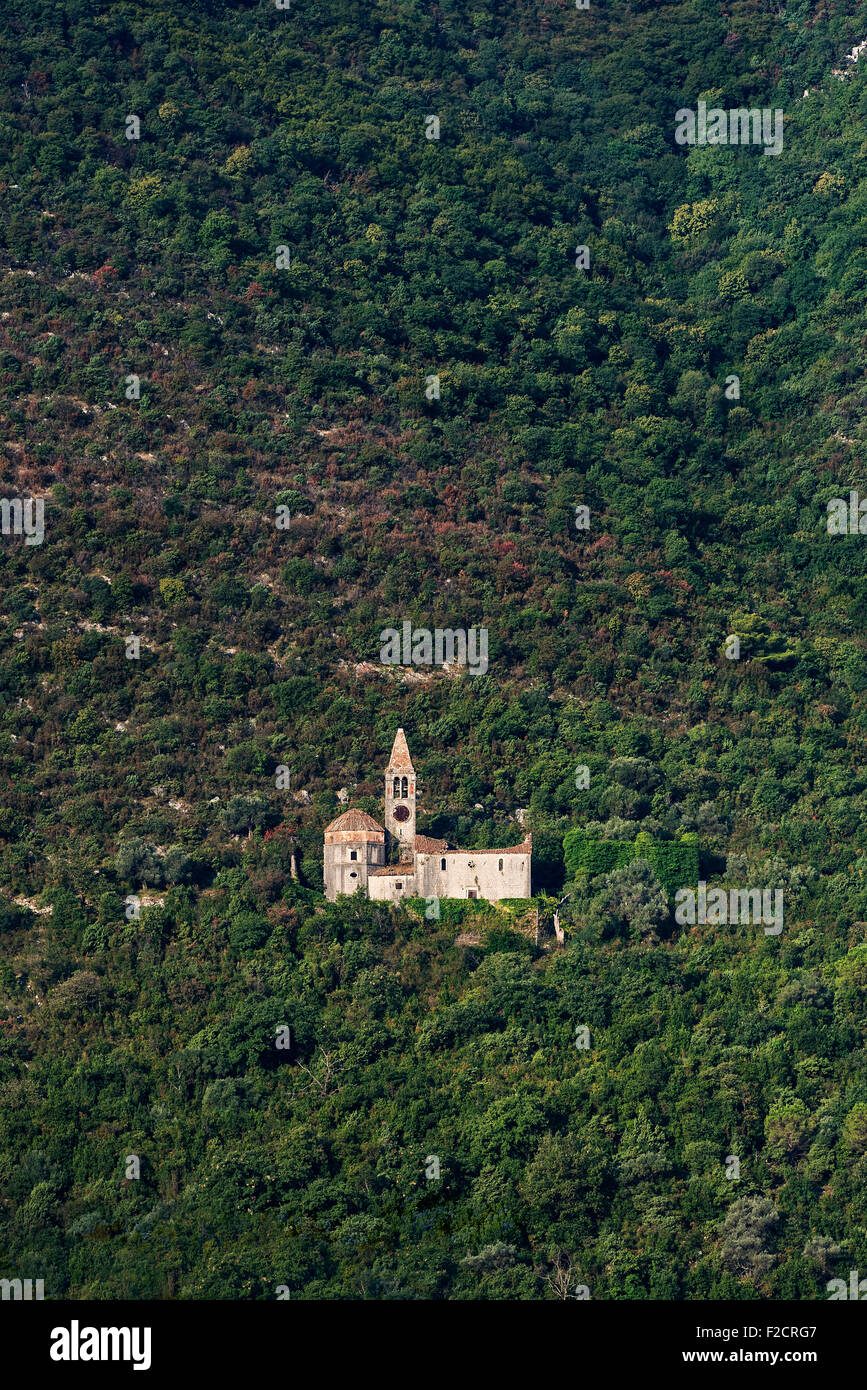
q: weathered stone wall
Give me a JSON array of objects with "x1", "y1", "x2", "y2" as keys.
[
  {"x1": 416, "y1": 849, "x2": 530, "y2": 902},
  {"x1": 367, "y1": 849, "x2": 530, "y2": 904},
  {"x1": 367, "y1": 868, "x2": 416, "y2": 902}
]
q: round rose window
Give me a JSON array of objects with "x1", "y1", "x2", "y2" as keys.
[{"x1": 393, "y1": 804, "x2": 410, "y2": 822}]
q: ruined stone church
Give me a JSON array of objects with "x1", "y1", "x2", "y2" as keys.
[{"x1": 323, "y1": 729, "x2": 532, "y2": 904}]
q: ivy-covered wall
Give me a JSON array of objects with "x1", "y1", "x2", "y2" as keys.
[{"x1": 563, "y1": 829, "x2": 700, "y2": 896}]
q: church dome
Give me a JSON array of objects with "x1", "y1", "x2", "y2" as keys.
[{"x1": 324, "y1": 808, "x2": 384, "y2": 835}]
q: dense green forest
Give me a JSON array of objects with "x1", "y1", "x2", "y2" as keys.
[{"x1": 2, "y1": 0, "x2": 867, "y2": 1299}]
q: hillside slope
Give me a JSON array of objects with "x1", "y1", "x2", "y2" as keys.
[{"x1": 1, "y1": 0, "x2": 867, "y2": 1299}]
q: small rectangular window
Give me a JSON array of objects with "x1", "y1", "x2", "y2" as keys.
[{"x1": 350, "y1": 850, "x2": 357, "y2": 861}]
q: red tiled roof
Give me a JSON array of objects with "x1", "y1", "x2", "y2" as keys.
[
  {"x1": 324, "y1": 808, "x2": 384, "y2": 835},
  {"x1": 442, "y1": 835, "x2": 531, "y2": 856},
  {"x1": 369, "y1": 865, "x2": 416, "y2": 877},
  {"x1": 489, "y1": 835, "x2": 532, "y2": 854},
  {"x1": 414, "y1": 834, "x2": 449, "y2": 853},
  {"x1": 386, "y1": 727, "x2": 414, "y2": 772}
]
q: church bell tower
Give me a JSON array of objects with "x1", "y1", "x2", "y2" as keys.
[{"x1": 385, "y1": 728, "x2": 416, "y2": 854}]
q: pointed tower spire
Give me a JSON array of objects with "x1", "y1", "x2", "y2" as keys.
[
  {"x1": 387, "y1": 727, "x2": 414, "y2": 773},
  {"x1": 385, "y1": 728, "x2": 416, "y2": 849}
]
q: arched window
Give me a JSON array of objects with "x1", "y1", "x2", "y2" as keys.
[
  {"x1": 440, "y1": 858, "x2": 446, "y2": 871},
  {"x1": 498, "y1": 859, "x2": 503, "y2": 871},
  {"x1": 393, "y1": 776, "x2": 400, "y2": 797},
  {"x1": 401, "y1": 776, "x2": 408, "y2": 798}
]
